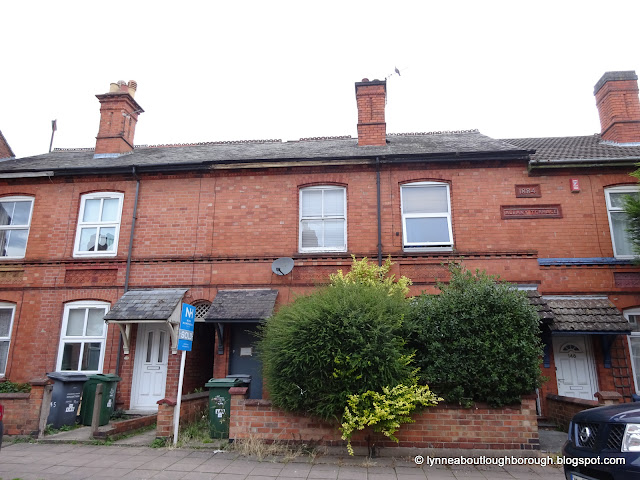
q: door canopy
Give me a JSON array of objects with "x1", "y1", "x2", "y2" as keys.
[{"x1": 104, "y1": 289, "x2": 188, "y2": 355}]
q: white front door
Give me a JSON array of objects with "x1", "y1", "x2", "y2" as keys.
[
  {"x1": 553, "y1": 335, "x2": 598, "y2": 400},
  {"x1": 131, "y1": 323, "x2": 169, "y2": 411}
]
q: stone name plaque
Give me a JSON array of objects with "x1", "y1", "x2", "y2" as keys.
[
  {"x1": 515, "y1": 184, "x2": 541, "y2": 198},
  {"x1": 501, "y1": 205, "x2": 562, "y2": 219}
]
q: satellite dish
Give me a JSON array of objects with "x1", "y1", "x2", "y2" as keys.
[{"x1": 272, "y1": 257, "x2": 294, "y2": 276}]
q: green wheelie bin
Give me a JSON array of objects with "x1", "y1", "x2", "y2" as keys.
[
  {"x1": 80, "y1": 373, "x2": 122, "y2": 426},
  {"x1": 205, "y1": 377, "x2": 249, "y2": 439}
]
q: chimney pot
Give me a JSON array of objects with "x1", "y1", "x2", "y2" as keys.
[
  {"x1": 594, "y1": 71, "x2": 640, "y2": 143},
  {"x1": 127, "y1": 80, "x2": 138, "y2": 98},
  {"x1": 355, "y1": 78, "x2": 387, "y2": 146},
  {"x1": 94, "y1": 80, "x2": 144, "y2": 155}
]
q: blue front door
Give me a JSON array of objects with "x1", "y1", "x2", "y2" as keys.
[{"x1": 228, "y1": 323, "x2": 262, "y2": 399}]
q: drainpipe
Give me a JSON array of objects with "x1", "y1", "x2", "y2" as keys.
[
  {"x1": 376, "y1": 157, "x2": 382, "y2": 267},
  {"x1": 124, "y1": 166, "x2": 140, "y2": 292},
  {"x1": 116, "y1": 166, "x2": 140, "y2": 376}
]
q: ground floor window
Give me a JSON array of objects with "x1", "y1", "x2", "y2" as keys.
[
  {"x1": 625, "y1": 308, "x2": 640, "y2": 393},
  {"x1": 56, "y1": 301, "x2": 109, "y2": 373},
  {"x1": 0, "y1": 303, "x2": 15, "y2": 376}
]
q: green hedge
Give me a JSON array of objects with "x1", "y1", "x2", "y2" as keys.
[
  {"x1": 406, "y1": 265, "x2": 543, "y2": 407},
  {"x1": 258, "y1": 281, "x2": 414, "y2": 420}
]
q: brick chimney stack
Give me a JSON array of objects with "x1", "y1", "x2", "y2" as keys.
[
  {"x1": 594, "y1": 71, "x2": 640, "y2": 143},
  {"x1": 95, "y1": 80, "x2": 144, "y2": 156},
  {"x1": 355, "y1": 78, "x2": 387, "y2": 146}
]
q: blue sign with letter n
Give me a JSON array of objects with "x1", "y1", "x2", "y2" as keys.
[{"x1": 178, "y1": 303, "x2": 196, "y2": 351}]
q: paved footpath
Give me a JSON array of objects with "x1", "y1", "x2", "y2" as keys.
[{"x1": 0, "y1": 442, "x2": 566, "y2": 480}]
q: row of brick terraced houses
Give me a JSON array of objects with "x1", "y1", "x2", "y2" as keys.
[{"x1": 0, "y1": 71, "x2": 639, "y2": 446}]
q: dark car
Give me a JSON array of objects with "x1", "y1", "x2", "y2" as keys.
[{"x1": 563, "y1": 402, "x2": 640, "y2": 480}]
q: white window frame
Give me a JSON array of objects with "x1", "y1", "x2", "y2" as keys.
[
  {"x1": 73, "y1": 192, "x2": 124, "y2": 257},
  {"x1": 55, "y1": 301, "x2": 110, "y2": 374},
  {"x1": 0, "y1": 303, "x2": 16, "y2": 377},
  {"x1": 626, "y1": 307, "x2": 640, "y2": 394},
  {"x1": 299, "y1": 186, "x2": 347, "y2": 253},
  {"x1": 400, "y1": 181, "x2": 453, "y2": 251},
  {"x1": 0, "y1": 196, "x2": 34, "y2": 259},
  {"x1": 605, "y1": 186, "x2": 640, "y2": 259}
]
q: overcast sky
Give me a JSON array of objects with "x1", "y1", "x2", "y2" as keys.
[{"x1": 2, "y1": 1, "x2": 639, "y2": 158}]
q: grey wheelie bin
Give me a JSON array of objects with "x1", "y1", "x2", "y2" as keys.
[{"x1": 46, "y1": 372, "x2": 88, "y2": 429}]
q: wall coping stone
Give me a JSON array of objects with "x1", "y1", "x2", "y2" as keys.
[
  {"x1": 0, "y1": 392, "x2": 30, "y2": 400},
  {"x1": 547, "y1": 394, "x2": 599, "y2": 408},
  {"x1": 182, "y1": 391, "x2": 208, "y2": 401},
  {"x1": 229, "y1": 387, "x2": 248, "y2": 396},
  {"x1": 29, "y1": 378, "x2": 50, "y2": 386},
  {"x1": 595, "y1": 391, "x2": 622, "y2": 403},
  {"x1": 157, "y1": 397, "x2": 177, "y2": 406}
]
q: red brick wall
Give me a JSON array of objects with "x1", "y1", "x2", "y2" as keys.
[
  {"x1": 229, "y1": 393, "x2": 539, "y2": 450},
  {"x1": 0, "y1": 158, "x2": 638, "y2": 416},
  {"x1": 0, "y1": 381, "x2": 48, "y2": 436},
  {"x1": 546, "y1": 394, "x2": 600, "y2": 431},
  {"x1": 94, "y1": 413, "x2": 157, "y2": 439},
  {"x1": 156, "y1": 391, "x2": 208, "y2": 439}
]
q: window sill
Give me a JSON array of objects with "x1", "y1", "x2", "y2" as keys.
[
  {"x1": 538, "y1": 257, "x2": 635, "y2": 266},
  {"x1": 298, "y1": 249, "x2": 348, "y2": 254},
  {"x1": 402, "y1": 246, "x2": 454, "y2": 253},
  {"x1": 73, "y1": 252, "x2": 118, "y2": 258}
]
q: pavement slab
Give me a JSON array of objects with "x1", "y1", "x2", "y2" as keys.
[{"x1": 0, "y1": 442, "x2": 568, "y2": 480}]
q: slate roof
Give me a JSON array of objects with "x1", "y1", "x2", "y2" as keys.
[
  {"x1": 504, "y1": 135, "x2": 640, "y2": 165},
  {"x1": 0, "y1": 132, "x2": 530, "y2": 174},
  {"x1": 527, "y1": 292, "x2": 630, "y2": 333},
  {"x1": 205, "y1": 289, "x2": 278, "y2": 323},
  {"x1": 104, "y1": 289, "x2": 187, "y2": 321},
  {"x1": 526, "y1": 290, "x2": 554, "y2": 324}
]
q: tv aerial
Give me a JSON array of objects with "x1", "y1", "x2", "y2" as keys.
[{"x1": 272, "y1": 257, "x2": 294, "y2": 276}]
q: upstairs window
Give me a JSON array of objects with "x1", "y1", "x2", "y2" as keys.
[
  {"x1": 605, "y1": 186, "x2": 640, "y2": 259},
  {"x1": 0, "y1": 303, "x2": 15, "y2": 376},
  {"x1": 74, "y1": 192, "x2": 124, "y2": 257},
  {"x1": 0, "y1": 197, "x2": 34, "y2": 259},
  {"x1": 401, "y1": 182, "x2": 453, "y2": 250},
  {"x1": 56, "y1": 301, "x2": 109, "y2": 373},
  {"x1": 299, "y1": 186, "x2": 347, "y2": 252}
]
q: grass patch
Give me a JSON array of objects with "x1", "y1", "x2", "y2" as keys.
[
  {"x1": 150, "y1": 437, "x2": 169, "y2": 448},
  {"x1": 174, "y1": 414, "x2": 214, "y2": 448},
  {"x1": 229, "y1": 435, "x2": 323, "y2": 462},
  {"x1": 44, "y1": 423, "x2": 81, "y2": 436}
]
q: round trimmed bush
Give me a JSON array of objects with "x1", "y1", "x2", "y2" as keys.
[
  {"x1": 258, "y1": 281, "x2": 414, "y2": 420},
  {"x1": 406, "y1": 266, "x2": 542, "y2": 407}
]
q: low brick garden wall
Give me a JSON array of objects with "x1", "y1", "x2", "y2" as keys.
[
  {"x1": 0, "y1": 378, "x2": 49, "y2": 436},
  {"x1": 229, "y1": 388, "x2": 539, "y2": 451},
  {"x1": 156, "y1": 391, "x2": 208, "y2": 438},
  {"x1": 546, "y1": 391, "x2": 622, "y2": 431},
  {"x1": 93, "y1": 413, "x2": 157, "y2": 439}
]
